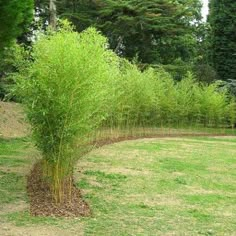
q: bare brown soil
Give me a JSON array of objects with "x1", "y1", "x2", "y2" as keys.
[
  {"x1": 91, "y1": 133, "x2": 235, "y2": 148},
  {"x1": 27, "y1": 162, "x2": 91, "y2": 217},
  {"x1": 0, "y1": 101, "x2": 30, "y2": 138}
]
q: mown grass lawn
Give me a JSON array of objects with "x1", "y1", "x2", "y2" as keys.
[
  {"x1": 0, "y1": 138, "x2": 32, "y2": 205},
  {"x1": 0, "y1": 136, "x2": 236, "y2": 236}
]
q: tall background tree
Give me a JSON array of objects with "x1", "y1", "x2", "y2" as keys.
[
  {"x1": 208, "y1": 0, "x2": 236, "y2": 82},
  {"x1": 0, "y1": 0, "x2": 34, "y2": 56},
  {"x1": 34, "y1": 0, "x2": 202, "y2": 65},
  {"x1": 0, "y1": 0, "x2": 34, "y2": 98},
  {"x1": 49, "y1": 0, "x2": 57, "y2": 29}
]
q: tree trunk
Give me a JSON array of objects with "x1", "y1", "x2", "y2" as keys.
[{"x1": 49, "y1": 0, "x2": 57, "y2": 29}]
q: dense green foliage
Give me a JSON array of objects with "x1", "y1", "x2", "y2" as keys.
[
  {"x1": 15, "y1": 24, "x2": 119, "y2": 201},
  {"x1": 208, "y1": 0, "x2": 236, "y2": 82},
  {"x1": 0, "y1": 44, "x2": 29, "y2": 99},
  {"x1": 0, "y1": 0, "x2": 34, "y2": 55},
  {"x1": 104, "y1": 68, "x2": 231, "y2": 129},
  {"x1": 0, "y1": 0, "x2": 34, "y2": 99},
  {"x1": 34, "y1": 0, "x2": 202, "y2": 65},
  {"x1": 33, "y1": 0, "x2": 220, "y2": 84}
]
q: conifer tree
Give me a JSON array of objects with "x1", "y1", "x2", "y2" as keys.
[
  {"x1": 55, "y1": 0, "x2": 202, "y2": 64},
  {"x1": 208, "y1": 0, "x2": 236, "y2": 81},
  {"x1": 0, "y1": 0, "x2": 34, "y2": 55}
]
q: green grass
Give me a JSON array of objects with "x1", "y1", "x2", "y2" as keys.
[
  {"x1": 0, "y1": 171, "x2": 26, "y2": 204},
  {"x1": 77, "y1": 137, "x2": 236, "y2": 235},
  {"x1": 0, "y1": 138, "x2": 30, "y2": 156},
  {"x1": 1, "y1": 136, "x2": 236, "y2": 235},
  {"x1": 0, "y1": 138, "x2": 31, "y2": 204}
]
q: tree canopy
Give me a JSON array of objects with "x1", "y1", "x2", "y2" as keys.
[
  {"x1": 35, "y1": 0, "x2": 202, "y2": 64},
  {"x1": 208, "y1": 0, "x2": 236, "y2": 81},
  {"x1": 0, "y1": 0, "x2": 34, "y2": 55}
]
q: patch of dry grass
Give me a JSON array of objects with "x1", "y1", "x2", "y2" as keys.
[{"x1": 0, "y1": 102, "x2": 30, "y2": 138}]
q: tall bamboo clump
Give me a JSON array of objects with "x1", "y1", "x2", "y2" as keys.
[{"x1": 15, "y1": 24, "x2": 119, "y2": 203}]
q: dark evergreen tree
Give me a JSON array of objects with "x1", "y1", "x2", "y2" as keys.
[
  {"x1": 54, "y1": 0, "x2": 202, "y2": 64},
  {"x1": 0, "y1": 0, "x2": 34, "y2": 55},
  {"x1": 208, "y1": 0, "x2": 236, "y2": 81},
  {"x1": 33, "y1": 0, "x2": 202, "y2": 64},
  {"x1": 0, "y1": 0, "x2": 33, "y2": 99}
]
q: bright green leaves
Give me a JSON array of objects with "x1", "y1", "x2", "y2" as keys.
[
  {"x1": 15, "y1": 25, "x2": 121, "y2": 198},
  {"x1": 104, "y1": 69, "x2": 230, "y2": 129}
]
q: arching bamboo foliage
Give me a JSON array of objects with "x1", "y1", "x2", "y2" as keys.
[{"x1": 15, "y1": 23, "x2": 120, "y2": 202}]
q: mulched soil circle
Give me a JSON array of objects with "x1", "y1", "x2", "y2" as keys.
[{"x1": 27, "y1": 162, "x2": 91, "y2": 217}]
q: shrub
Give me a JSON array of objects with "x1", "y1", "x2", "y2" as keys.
[
  {"x1": 0, "y1": 43, "x2": 29, "y2": 100},
  {"x1": 15, "y1": 24, "x2": 119, "y2": 202}
]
